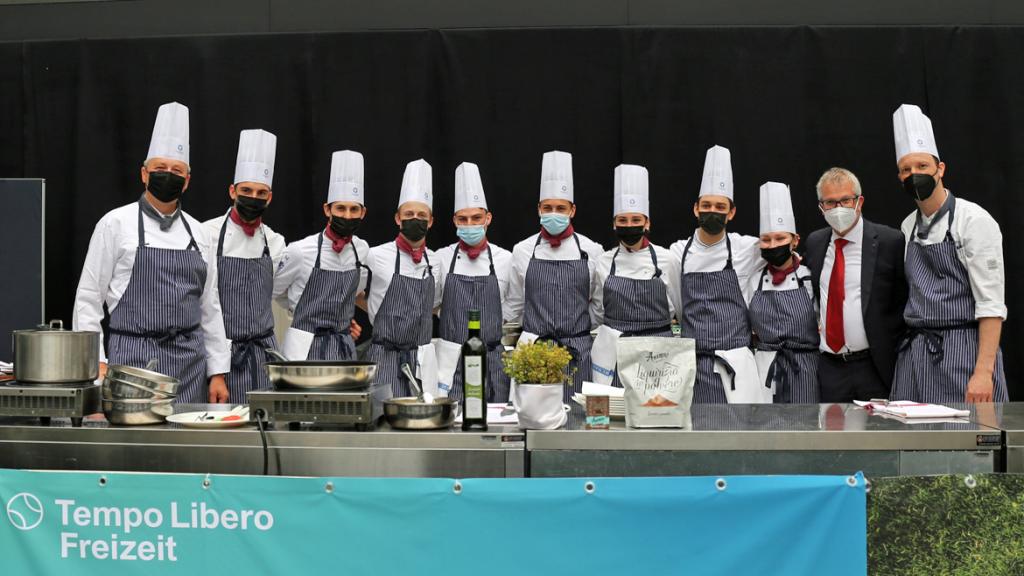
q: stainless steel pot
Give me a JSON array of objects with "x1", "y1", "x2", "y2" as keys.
[
  {"x1": 101, "y1": 396, "x2": 175, "y2": 425},
  {"x1": 13, "y1": 320, "x2": 100, "y2": 385},
  {"x1": 103, "y1": 362, "x2": 181, "y2": 399},
  {"x1": 383, "y1": 397, "x2": 459, "y2": 430}
]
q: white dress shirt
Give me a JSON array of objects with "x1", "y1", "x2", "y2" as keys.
[
  {"x1": 72, "y1": 201, "x2": 231, "y2": 375},
  {"x1": 818, "y1": 217, "x2": 869, "y2": 353},
  {"x1": 436, "y1": 241, "x2": 514, "y2": 321},
  {"x1": 591, "y1": 242, "x2": 679, "y2": 325},
  {"x1": 745, "y1": 263, "x2": 816, "y2": 305},
  {"x1": 900, "y1": 192, "x2": 1006, "y2": 320},
  {"x1": 202, "y1": 212, "x2": 286, "y2": 267},
  {"x1": 364, "y1": 240, "x2": 446, "y2": 325},
  {"x1": 669, "y1": 231, "x2": 763, "y2": 314},
  {"x1": 505, "y1": 231, "x2": 605, "y2": 326},
  {"x1": 272, "y1": 231, "x2": 370, "y2": 314}
]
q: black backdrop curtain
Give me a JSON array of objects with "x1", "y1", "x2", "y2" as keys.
[{"x1": 0, "y1": 27, "x2": 1021, "y2": 397}]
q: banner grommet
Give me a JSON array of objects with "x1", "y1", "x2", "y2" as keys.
[
  {"x1": 202, "y1": 474, "x2": 212, "y2": 490},
  {"x1": 584, "y1": 481, "x2": 596, "y2": 494},
  {"x1": 325, "y1": 482, "x2": 334, "y2": 493},
  {"x1": 846, "y1": 476, "x2": 858, "y2": 488},
  {"x1": 715, "y1": 478, "x2": 727, "y2": 492},
  {"x1": 98, "y1": 475, "x2": 107, "y2": 487},
  {"x1": 453, "y1": 480, "x2": 463, "y2": 494}
]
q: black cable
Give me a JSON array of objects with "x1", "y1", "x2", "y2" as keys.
[{"x1": 254, "y1": 408, "x2": 269, "y2": 476}]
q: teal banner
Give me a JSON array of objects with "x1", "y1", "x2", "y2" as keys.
[{"x1": 0, "y1": 469, "x2": 866, "y2": 575}]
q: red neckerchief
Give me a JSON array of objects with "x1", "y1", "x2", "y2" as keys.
[
  {"x1": 768, "y1": 254, "x2": 801, "y2": 286},
  {"x1": 459, "y1": 238, "x2": 489, "y2": 260},
  {"x1": 396, "y1": 234, "x2": 425, "y2": 264},
  {"x1": 540, "y1": 224, "x2": 575, "y2": 248},
  {"x1": 229, "y1": 206, "x2": 261, "y2": 237},
  {"x1": 624, "y1": 237, "x2": 651, "y2": 251},
  {"x1": 324, "y1": 227, "x2": 351, "y2": 253}
]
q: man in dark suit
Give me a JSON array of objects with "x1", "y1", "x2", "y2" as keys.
[{"x1": 804, "y1": 167, "x2": 908, "y2": 401}]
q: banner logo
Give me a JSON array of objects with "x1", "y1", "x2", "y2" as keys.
[{"x1": 7, "y1": 492, "x2": 44, "y2": 531}]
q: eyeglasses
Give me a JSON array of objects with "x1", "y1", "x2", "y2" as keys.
[{"x1": 819, "y1": 196, "x2": 860, "y2": 210}]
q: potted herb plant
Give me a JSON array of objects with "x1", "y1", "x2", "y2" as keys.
[{"x1": 502, "y1": 341, "x2": 574, "y2": 429}]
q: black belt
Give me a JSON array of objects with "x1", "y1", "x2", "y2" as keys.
[
  {"x1": 821, "y1": 349, "x2": 872, "y2": 363},
  {"x1": 109, "y1": 325, "x2": 200, "y2": 344}
]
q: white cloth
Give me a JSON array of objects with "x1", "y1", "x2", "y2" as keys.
[
  {"x1": 328, "y1": 150, "x2": 365, "y2": 205},
  {"x1": 539, "y1": 150, "x2": 573, "y2": 202},
  {"x1": 613, "y1": 164, "x2": 649, "y2": 216},
  {"x1": 759, "y1": 181, "x2": 795, "y2": 234},
  {"x1": 698, "y1": 145, "x2": 733, "y2": 200},
  {"x1": 505, "y1": 231, "x2": 605, "y2": 326},
  {"x1": 435, "y1": 241, "x2": 513, "y2": 316},
  {"x1": 715, "y1": 348, "x2": 768, "y2": 404},
  {"x1": 900, "y1": 193, "x2": 1006, "y2": 320},
  {"x1": 669, "y1": 232, "x2": 763, "y2": 313},
  {"x1": 745, "y1": 263, "x2": 815, "y2": 305},
  {"x1": 590, "y1": 324, "x2": 622, "y2": 386},
  {"x1": 233, "y1": 129, "x2": 276, "y2": 187},
  {"x1": 397, "y1": 159, "x2": 432, "y2": 210},
  {"x1": 202, "y1": 213, "x2": 286, "y2": 266},
  {"x1": 454, "y1": 162, "x2": 487, "y2": 212},
  {"x1": 818, "y1": 217, "x2": 869, "y2": 353},
  {"x1": 893, "y1": 103, "x2": 939, "y2": 161},
  {"x1": 72, "y1": 202, "x2": 230, "y2": 375},
  {"x1": 364, "y1": 241, "x2": 446, "y2": 325},
  {"x1": 591, "y1": 243, "x2": 679, "y2": 324},
  {"x1": 271, "y1": 231, "x2": 370, "y2": 314},
  {"x1": 146, "y1": 102, "x2": 189, "y2": 164},
  {"x1": 513, "y1": 384, "x2": 568, "y2": 430}
]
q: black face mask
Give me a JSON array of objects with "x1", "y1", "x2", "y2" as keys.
[
  {"x1": 761, "y1": 245, "x2": 793, "y2": 268},
  {"x1": 615, "y1": 225, "x2": 647, "y2": 246},
  {"x1": 697, "y1": 211, "x2": 728, "y2": 235},
  {"x1": 330, "y1": 215, "x2": 361, "y2": 238},
  {"x1": 400, "y1": 218, "x2": 429, "y2": 242},
  {"x1": 146, "y1": 170, "x2": 186, "y2": 203},
  {"x1": 902, "y1": 171, "x2": 939, "y2": 201},
  {"x1": 234, "y1": 195, "x2": 268, "y2": 222}
]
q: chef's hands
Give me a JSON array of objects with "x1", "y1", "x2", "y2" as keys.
[
  {"x1": 208, "y1": 374, "x2": 229, "y2": 403},
  {"x1": 965, "y1": 370, "x2": 994, "y2": 403},
  {"x1": 350, "y1": 319, "x2": 362, "y2": 341},
  {"x1": 98, "y1": 362, "x2": 108, "y2": 380}
]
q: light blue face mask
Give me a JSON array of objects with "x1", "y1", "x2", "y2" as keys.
[
  {"x1": 457, "y1": 225, "x2": 486, "y2": 246},
  {"x1": 540, "y1": 213, "x2": 571, "y2": 235}
]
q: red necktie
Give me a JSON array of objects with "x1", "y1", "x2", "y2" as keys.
[{"x1": 825, "y1": 238, "x2": 850, "y2": 353}]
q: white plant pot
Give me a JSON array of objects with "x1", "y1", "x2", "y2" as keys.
[{"x1": 512, "y1": 383, "x2": 567, "y2": 430}]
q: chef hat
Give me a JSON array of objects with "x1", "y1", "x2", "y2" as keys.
[
  {"x1": 146, "y1": 102, "x2": 189, "y2": 165},
  {"x1": 327, "y1": 150, "x2": 365, "y2": 205},
  {"x1": 613, "y1": 164, "x2": 649, "y2": 217},
  {"x1": 698, "y1": 145, "x2": 733, "y2": 200},
  {"x1": 759, "y1": 181, "x2": 796, "y2": 235},
  {"x1": 539, "y1": 150, "x2": 573, "y2": 203},
  {"x1": 454, "y1": 162, "x2": 487, "y2": 212},
  {"x1": 893, "y1": 104, "x2": 939, "y2": 162},
  {"x1": 398, "y1": 159, "x2": 433, "y2": 211},
  {"x1": 233, "y1": 129, "x2": 276, "y2": 187}
]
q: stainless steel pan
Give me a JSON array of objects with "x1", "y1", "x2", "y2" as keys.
[{"x1": 263, "y1": 349, "x2": 377, "y2": 391}]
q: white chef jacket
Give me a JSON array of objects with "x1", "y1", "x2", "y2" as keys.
[
  {"x1": 669, "y1": 231, "x2": 764, "y2": 315},
  {"x1": 591, "y1": 242, "x2": 680, "y2": 325},
  {"x1": 435, "y1": 241, "x2": 514, "y2": 322},
  {"x1": 505, "y1": 230, "x2": 605, "y2": 327},
  {"x1": 72, "y1": 201, "x2": 231, "y2": 375},
  {"x1": 202, "y1": 211, "x2": 286, "y2": 266},
  {"x1": 745, "y1": 263, "x2": 816, "y2": 305},
  {"x1": 364, "y1": 240, "x2": 446, "y2": 325},
  {"x1": 900, "y1": 192, "x2": 1007, "y2": 320},
  {"x1": 272, "y1": 230, "x2": 370, "y2": 314},
  {"x1": 818, "y1": 217, "x2": 869, "y2": 354}
]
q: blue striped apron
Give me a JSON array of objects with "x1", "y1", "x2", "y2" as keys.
[
  {"x1": 679, "y1": 234, "x2": 751, "y2": 404},
  {"x1": 748, "y1": 268, "x2": 820, "y2": 403},
  {"x1": 215, "y1": 213, "x2": 278, "y2": 398},
  {"x1": 107, "y1": 206, "x2": 209, "y2": 403},
  {"x1": 290, "y1": 232, "x2": 366, "y2": 361},
  {"x1": 439, "y1": 245, "x2": 510, "y2": 403},
  {"x1": 602, "y1": 244, "x2": 674, "y2": 386},
  {"x1": 366, "y1": 246, "x2": 435, "y2": 398},
  {"x1": 892, "y1": 196, "x2": 1008, "y2": 403},
  {"x1": 523, "y1": 234, "x2": 592, "y2": 401}
]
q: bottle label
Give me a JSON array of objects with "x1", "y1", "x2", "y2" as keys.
[{"x1": 464, "y1": 356, "x2": 484, "y2": 419}]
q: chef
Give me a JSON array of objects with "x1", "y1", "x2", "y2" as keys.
[
  {"x1": 669, "y1": 145, "x2": 765, "y2": 404},
  {"x1": 365, "y1": 159, "x2": 445, "y2": 397},
  {"x1": 890, "y1": 104, "x2": 1008, "y2": 403},
  {"x1": 746, "y1": 182, "x2": 819, "y2": 403},
  {"x1": 72, "y1": 102, "x2": 230, "y2": 403},
  {"x1": 591, "y1": 164, "x2": 679, "y2": 383},
  {"x1": 202, "y1": 129, "x2": 286, "y2": 397},
  {"x1": 506, "y1": 151, "x2": 604, "y2": 400},
  {"x1": 273, "y1": 150, "x2": 369, "y2": 361},
  {"x1": 436, "y1": 162, "x2": 514, "y2": 402}
]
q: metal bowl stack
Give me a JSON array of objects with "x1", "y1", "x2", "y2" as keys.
[{"x1": 101, "y1": 364, "x2": 181, "y2": 425}]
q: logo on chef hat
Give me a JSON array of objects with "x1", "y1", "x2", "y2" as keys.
[
  {"x1": 561, "y1": 185, "x2": 567, "y2": 192},
  {"x1": 917, "y1": 139, "x2": 924, "y2": 145},
  {"x1": 629, "y1": 198, "x2": 636, "y2": 206},
  {"x1": 353, "y1": 187, "x2": 360, "y2": 195},
  {"x1": 6, "y1": 493, "x2": 44, "y2": 531},
  {"x1": 473, "y1": 194, "x2": 480, "y2": 201},
  {"x1": 719, "y1": 182, "x2": 725, "y2": 189},
  {"x1": 263, "y1": 168, "x2": 269, "y2": 176},
  {"x1": 777, "y1": 217, "x2": 783, "y2": 224},
  {"x1": 177, "y1": 144, "x2": 184, "y2": 152}
]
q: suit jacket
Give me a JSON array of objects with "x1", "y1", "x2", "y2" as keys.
[{"x1": 804, "y1": 218, "x2": 908, "y2": 389}]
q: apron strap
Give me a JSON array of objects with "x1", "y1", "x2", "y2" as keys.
[
  {"x1": 452, "y1": 244, "x2": 496, "y2": 276},
  {"x1": 394, "y1": 241, "x2": 433, "y2": 277},
  {"x1": 138, "y1": 204, "x2": 198, "y2": 250},
  {"x1": 609, "y1": 244, "x2": 660, "y2": 278},
  {"x1": 531, "y1": 232, "x2": 587, "y2": 261},
  {"x1": 681, "y1": 233, "x2": 734, "y2": 272},
  {"x1": 913, "y1": 191, "x2": 957, "y2": 241}
]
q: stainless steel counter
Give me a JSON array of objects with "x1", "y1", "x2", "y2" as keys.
[
  {"x1": 0, "y1": 404, "x2": 526, "y2": 478},
  {"x1": 528, "y1": 403, "x2": 1003, "y2": 477},
  {"x1": 964, "y1": 403, "x2": 1024, "y2": 473}
]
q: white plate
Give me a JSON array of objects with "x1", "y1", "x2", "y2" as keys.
[{"x1": 167, "y1": 411, "x2": 251, "y2": 429}]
